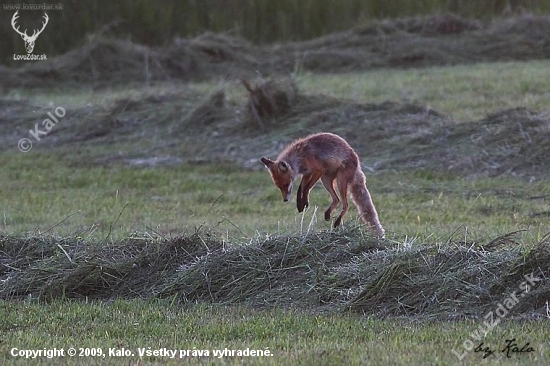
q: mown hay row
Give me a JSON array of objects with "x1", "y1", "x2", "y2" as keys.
[
  {"x1": 3, "y1": 78, "x2": 550, "y2": 180},
  {"x1": 3, "y1": 14, "x2": 550, "y2": 87},
  {"x1": 405, "y1": 107, "x2": 550, "y2": 177},
  {"x1": 1, "y1": 229, "x2": 548, "y2": 318}
]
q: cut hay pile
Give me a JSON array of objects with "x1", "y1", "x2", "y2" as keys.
[
  {"x1": 273, "y1": 13, "x2": 550, "y2": 71},
  {"x1": 179, "y1": 89, "x2": 233, "y2": 130},
  {"x1": 405, "y1": 107, "x2": 550, "y2": 178},
  {"x1": 242, "y1": 78, "x2": 298, "y2": 129},
  {"x1": 0, "y1": 33, "x2": 260, "y2": 88},
  {"x1": 3, "y1": 14, "x2": 550, "y2": 87},
  {"x1": 3, "y1": 80, "x2": 550, "y2": 179},
  {"x1": 1, "y1": 228, "x2": 548, "y2": 319},
  {"x1": 3, "y1": 75, "x2": 550, "y2": 179}
]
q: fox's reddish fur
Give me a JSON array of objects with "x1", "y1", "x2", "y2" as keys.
[{"x1": 261, "y1": 132, "x2": 385, "y2": 237}]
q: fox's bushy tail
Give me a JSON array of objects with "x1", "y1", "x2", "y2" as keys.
[{"x1": 349, "y1": 170, "x2": 385, "y2": 238}]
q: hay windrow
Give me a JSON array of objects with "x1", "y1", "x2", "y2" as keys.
[
  {"x1": 355, "y1": 13, "x2": 483, "y2": 36},
  {"x1": 3, "y1": 14, "x2": 550, "y2": 87},
  {"x1": 405, "y1": 107, "x2": 550, "y2": 177},
  {"x1": 242, "y1": 78, "x2": 298, "y2": 129},
  {"x1": 4, "y1": 79, "x2": 550, "y2": 178},
  {"x1": 179, "y1": 89, "x2": 234, "y2": 130},
  {"x1": 1, "y1": 229, "x2": 548, "y2": 319}
]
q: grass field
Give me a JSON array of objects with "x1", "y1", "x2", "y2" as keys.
[
  {"x1": 2, "y1": 300, "x2": 549, "y2": 365},
  {"x1": 298, "y1": 60, "x2": 550, "y2": 122},
  {"x1": 1, "y1": 58, "x2": 550, "y2": 365}
]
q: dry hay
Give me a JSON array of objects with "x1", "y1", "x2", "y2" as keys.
[
  {"x1": 180, "y1": 31, "x2": 260, "y2": 70},
  {"x1": 4, "y1": 14, "x2": 550, "y2": 87},
  {"x1": 402, "y1": 107, "x2": 550, "y2": 178},
  {"x1": 393, "y1": 13, "x2": 483, "y2": 34},
  {"x1": 1, "y1": 70, "x2": 547, "y2": 179},
  {"x1": 0, "y1": 97, "x2": 35, "y2": 126},
  {"x1": 179, "y1": 89, "x2": 234, "y2": 129},
  {"x1": 275, "y1": 13, "x2": 550, "y2": 71},
  {"x1": 3, "y1": 80, "x2": 550, "y2": 180},
  {"x1": 0, "y1": 228, "x2": 548, "y2": 318},
  {"x1": 0, "y1": 33, "x2": 259, "y2": 88},
  {"x1": 356, "y1": 13, "x2": 483, "y2": 35},
  {"x1": 346, "y1": 234, "x2": 548, "y2": 318},
  {"x1": 489, "y1": 13, "x2": 550, "y2": 37},
  {"x1": 2, "y1": 36, "x2": 177, "y2": 87},
  {"x1": 241, "y1": 77, "x2": 298, "y2": 129},
  {"x1": 235, "y1": 85, "x2": 550, "y2": 179},
  {"x1": 0, "y1": 232, "x2": 222, "y2": 300}
]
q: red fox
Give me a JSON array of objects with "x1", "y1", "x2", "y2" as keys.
[{"x1": 261, "y1": 132, "x2": 385, "y2": 237}]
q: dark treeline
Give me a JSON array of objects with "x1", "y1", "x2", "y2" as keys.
[{"x1": 2, "y1": 0, "x2": 550, "y2": 64}]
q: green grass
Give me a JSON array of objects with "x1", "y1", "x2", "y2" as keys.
[
  {"x1": 2, "y1": 152, "x2": 549, "y2": 242},
  {"x1": 2, "y1": 60, "x2": 550, "y2": 365},
  {"x1": 1, "y1": 300, "x2": 549, "y2": 365},
  {"x1": 297, "y1": 60, "x2": 550, "y2": 122}
]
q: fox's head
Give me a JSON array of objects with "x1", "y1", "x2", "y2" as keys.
[{"x1": 261, "y1": 157, "x2": 293, "y2": 202}]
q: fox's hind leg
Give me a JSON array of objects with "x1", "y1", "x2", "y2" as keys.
[{"x1": 333, "y1": 171, "x2": 353, "y2": 227}]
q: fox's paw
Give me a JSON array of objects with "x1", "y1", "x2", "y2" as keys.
[
  {"x1": 333, "y1": 217, "x2": 342, "y2": 227},
  {"x1": 297, "y1": 198, "x2": 309, "y2": 213},
  {"x1": 297, "y1": 201, "x2": 305, "y2": 213},
  {"x1": 324, "y1": 209, "x2": 331, "y2": 221},
  {"x1": 296, "y1": 192, "x2": 303, "y2": 212}
]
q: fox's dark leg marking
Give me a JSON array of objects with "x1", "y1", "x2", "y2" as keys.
[
  {"x1": 297, "y1": 175, "x2": 312, "y2": 213},
  {"x1": 297, "y1": 181, "x2": 305, "y2": 212}
]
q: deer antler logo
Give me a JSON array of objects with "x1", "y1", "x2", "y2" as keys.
[{"x1": 11, "y1": 11, "x2": 49, "y2": 54}]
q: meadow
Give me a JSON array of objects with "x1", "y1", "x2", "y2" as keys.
[{"x1": 2, "y1": 33, "x2": 550, "y2": 366}]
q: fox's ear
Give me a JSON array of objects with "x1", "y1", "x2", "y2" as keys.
[
  {"x1": 261, "y1": 157, "x2": 274, "y2": 168},
  {"x1": 278, "y1": 161, "x2": 289, "y2": 172}
]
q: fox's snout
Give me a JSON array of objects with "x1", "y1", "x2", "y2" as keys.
[
  {"x1": 282, "y1": 184, "x2": 292, "y2": 202},
  {"x1": 281, "y1": 190, "x2": 291, "y2": 202}
]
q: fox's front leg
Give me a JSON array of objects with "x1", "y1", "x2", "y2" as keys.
[
  {"x1": 297, "y1": 181, "x2": 304, "y2": 212},
  {"x1": 296, "y1": 176, "x2": 309, "y2": 213},
  {"x1": 297, "y1": 172, "x2": 323, "y2": 213}
]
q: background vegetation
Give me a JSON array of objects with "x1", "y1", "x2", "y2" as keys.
[
  {"x1": 3, "y1": 0, "x2": 550, "y2": 62},
  {"x1": 1, "y1": 2, "x2": 550, "y2": 365}
]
